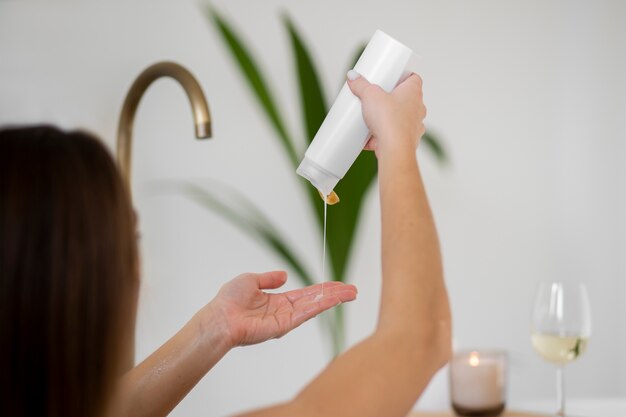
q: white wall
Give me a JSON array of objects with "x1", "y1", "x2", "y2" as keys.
[
  {"x1": 617, "y1": 0, "x2": 626, "y2": 394},
  {"x1": 1, "y1": 0, "x2": 624, "y2": 415}
]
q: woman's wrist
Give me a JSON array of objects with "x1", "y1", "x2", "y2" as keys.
[
  {"x1": 378, "y1": 139, "x2": 418, "y2": 169},
  {"x1": 194, "y1": 302, "x2": 234, "y2": 354},
  {"x1": 108, "y1": 305, "x2": 235, "y2": 417}
]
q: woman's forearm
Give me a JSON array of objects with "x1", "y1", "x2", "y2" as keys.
[
  {"x1": 107, "y1": 305, "x2": 231, "y2": 417},
  {"x1": 377, "y1": 146, "x2": 450, "y2": 335}
]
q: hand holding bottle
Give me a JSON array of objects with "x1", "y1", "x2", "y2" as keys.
[
  {"x1": 347, "y1": 71, "x2": 426, "y2": 160},
  {"x1": 296, "y1": 30, "x2": 417, "y2": 198}
]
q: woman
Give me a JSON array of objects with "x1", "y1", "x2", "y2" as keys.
[
  {"x1": 0, "y1": 71, "x2": 451, "y2": 417},
  {"x1": 0, "y1": 127, "x2": 355, "y2": 417}
]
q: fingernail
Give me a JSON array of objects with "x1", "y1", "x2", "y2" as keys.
[{"x1": 347, "y1": 70, "x2": 360, "y2": 81}]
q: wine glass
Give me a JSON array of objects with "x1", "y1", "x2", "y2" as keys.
[{"x1": 530, "y1": 282, "x2": 591, "y2": 417}]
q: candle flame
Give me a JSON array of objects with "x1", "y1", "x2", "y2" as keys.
[{"x1": 469, "y1": 351, "x2": 480, "y2": 367}]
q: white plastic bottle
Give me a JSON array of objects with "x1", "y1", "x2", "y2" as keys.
[{"x1": 296, "y1": 29, "x2": 417, "y2": 197}]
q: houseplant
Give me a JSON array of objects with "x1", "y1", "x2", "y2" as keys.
[{"x1": 178, "y1": 7, "x2": 447, "y2": 356}]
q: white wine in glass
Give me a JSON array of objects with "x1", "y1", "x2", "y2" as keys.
[
  {"x1": 531, "y1": 282, "x2": 591, "y2": 417},
  {"x1": 531, "y1": 333, "x2": 588, "y2": 364}
]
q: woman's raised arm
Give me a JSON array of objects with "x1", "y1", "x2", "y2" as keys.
[{"x1": 237, "y1": 72, "x2": 452, "y2": 417}]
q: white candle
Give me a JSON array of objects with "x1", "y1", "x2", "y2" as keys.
[{"x1": 450, "y1": 351, "x2": 506, "y2": 410}]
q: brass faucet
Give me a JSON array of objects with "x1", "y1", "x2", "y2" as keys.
[
  {"x1": 115, "y1": 62, "x2": 212, "y2": 371},
  {"x1": 116, "y1": 61, "x2": 212, "y2": 193}
]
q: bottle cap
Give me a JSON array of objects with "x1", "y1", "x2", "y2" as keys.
[{"x1": 296, "y1": 156, "x2": 340, "y2": 197}]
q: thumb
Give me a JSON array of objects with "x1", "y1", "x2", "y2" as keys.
[
  {"x1": 346, "y1": 70, "x2": 371, "y2": 99},
  {"x1": 256, "y1": 270, "x2": 288, "y2": 290}
]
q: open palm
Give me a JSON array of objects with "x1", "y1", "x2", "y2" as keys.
[{"x1": 211, "y1": 271, "x2": 357, "y2": 347}]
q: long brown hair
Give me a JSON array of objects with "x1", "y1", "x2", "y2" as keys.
[{"x1": 0, "y1": 126, "x2": 139, "y2": 417}]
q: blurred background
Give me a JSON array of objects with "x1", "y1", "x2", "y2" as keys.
[{"x1": 0, "y1": 0, "x2": 624, "y2": 415}]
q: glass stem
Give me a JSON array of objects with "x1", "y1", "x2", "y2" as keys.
[{"x1": 556, "y1": 366, "x2": 565, "y2": 417}]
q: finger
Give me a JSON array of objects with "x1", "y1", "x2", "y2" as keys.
[
  {"x1": 284, "y1": 281, "x2": 345, "y2": 303},
  {"x1": 325, "y1": 284, "x2": 358, "y2": 302},
  {"x1": 363, "y1": 136, "x2": 377, "y2": 151},
  {"x1": 394, "y1": 73, "x2": 423, "y2": 100},
  {"x1": 325, "y1": 286, "x2": 358, "y2": 303},
  {"x1": 346, "y1": 70, "x2": 372, "y2": 99},
  {"x1": 291, "y1": 287, "x2": 358, "y2": 325},
  {"x1": 399, "y1": 72, "x2": 422, "y2": 88},
  {"x1": 256, "y1": 271, "x2": 288, "y2": 290},
  {"x1": 292, "y1": 283, "x2": 358, "y2": 305}
]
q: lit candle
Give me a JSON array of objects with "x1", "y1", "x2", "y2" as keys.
[{"x1": 449, "y1": 350, "x2": 507, "y2": 416}]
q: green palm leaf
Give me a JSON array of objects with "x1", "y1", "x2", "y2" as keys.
[
  {"x1": 325, "y1": 152, "x2": 378, "y2": 280},
  {"x1": 208, "y1": 7, "x2": 300, "y2": 167},
  {"x1": 317, "y1": 43, "x2": 377, "y2": 280},
  {"x1": 283, "y1": 14, "x2": 327, "y2": 144},
  {"x1": 349, "y1": 44, "x2": 367, "y2": 74},
  {"x1": 205, "y1": 10, "x2": 449, "y2": 355},
  {"x1": 282, "y1": 14, "x2": 328, "y2": 231},
  {"x1": 154, "y1": 180, "x2": 315, "y2": 287},
  {"x1": 280, "y1": 34, "x2": 380, "y2": 282},
  {"x1": 422, "y1": 131, "x2": 448, "y2": 164}
]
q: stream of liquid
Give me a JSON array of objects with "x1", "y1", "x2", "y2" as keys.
[
  {"x1": 321, "y1": 199, "x2": 328, "y2": 297},
  {"x1": 314, "y1": 198, "x2": 328, "y2": 302}
]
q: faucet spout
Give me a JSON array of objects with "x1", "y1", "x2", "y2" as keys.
[{"x1": 116, "y1": 61, "x2": 212, "y2": 192}]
